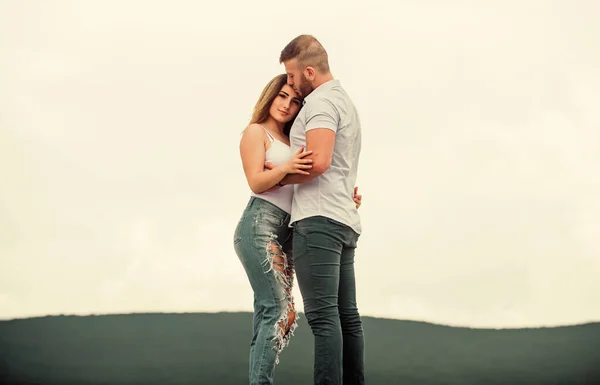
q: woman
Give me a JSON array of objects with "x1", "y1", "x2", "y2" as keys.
[{"x1": 233, "y1": 74, "x2": 362, "y2": 384}]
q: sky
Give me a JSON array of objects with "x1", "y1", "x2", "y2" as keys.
[{"x1": 1, "y1": 0, "x2": 599, "y2": 329}]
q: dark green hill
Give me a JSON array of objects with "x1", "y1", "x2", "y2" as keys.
[{"x1": 1, "y1": 312, "x2": 598, "y2": 384}]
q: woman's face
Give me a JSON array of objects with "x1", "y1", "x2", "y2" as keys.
[{"x1": 269, "y1": 84, "x2": 302, "y2": 124}]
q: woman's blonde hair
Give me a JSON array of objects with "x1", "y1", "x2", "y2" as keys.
[{"x1": 249, "y1": 74, "x2": 300, "y2": 136}]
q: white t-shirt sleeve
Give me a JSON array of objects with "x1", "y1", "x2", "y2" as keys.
[{"x1": 304, "y1": 97, "x2": 339, "y2": 133}]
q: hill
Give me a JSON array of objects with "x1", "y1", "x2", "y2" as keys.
[{"x1": 1, "y1": 312, "x2": 599, "y2": 384}]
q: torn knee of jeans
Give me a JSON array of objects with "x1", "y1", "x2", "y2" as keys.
[{"x1": 262, "y1": 234, "x2": 300, "y2": 365}]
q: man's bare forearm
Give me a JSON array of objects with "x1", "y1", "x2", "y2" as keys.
[{"x1": 280, "y1": 171, "x2": 322, "y2": 186}]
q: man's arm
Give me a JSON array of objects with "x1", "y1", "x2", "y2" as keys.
[
  {"x1": 280, "y1": 127, "x2": 336, "y2": 185},
  {"x1": 280, "y1": 97, "x2": 338, "y2": 185}
]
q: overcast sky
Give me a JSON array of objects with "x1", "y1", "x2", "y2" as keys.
[{"x1": 1, "y1": 0, "x2": 599, "y2": 328}]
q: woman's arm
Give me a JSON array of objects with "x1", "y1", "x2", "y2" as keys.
[{"x1": 239, "y1": 124, "x2": 312, "y2": 194}]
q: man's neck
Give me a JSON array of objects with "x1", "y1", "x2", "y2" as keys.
[{"x1": 312, "y1": 73, "x2": 334, "y2": 89}]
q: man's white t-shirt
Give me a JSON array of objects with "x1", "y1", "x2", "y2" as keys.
[{"x1": 288, "y1": 79, "x2": 362, "y2": 235}]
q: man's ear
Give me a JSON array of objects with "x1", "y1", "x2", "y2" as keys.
[{"x1": 305, "y1": 66, "x2": 316, "y2": 80}]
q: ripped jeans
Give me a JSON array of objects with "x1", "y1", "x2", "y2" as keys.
[{"x1": 233, "y1": 197, "x2": 299, "y2": 385}]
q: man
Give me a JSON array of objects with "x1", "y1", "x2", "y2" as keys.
[{"x1": 277, "y1": 34, "x2": 365, "y2": 385}]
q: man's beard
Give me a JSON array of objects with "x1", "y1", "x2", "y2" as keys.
[{"x1": 297, "y1": 74, "x2": 313, "y2": 97}]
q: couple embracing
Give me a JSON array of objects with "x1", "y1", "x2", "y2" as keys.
[{"x1": 234, "y1": 34, "x2": 366, "y2": 385}]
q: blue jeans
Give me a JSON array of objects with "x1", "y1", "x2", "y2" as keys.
[
  {"x1": 233, "y1": 197, "x2": 299, "y2": 385},
  {"x1": 293, "y1": 215, "x2": 365, "y2": 385}
]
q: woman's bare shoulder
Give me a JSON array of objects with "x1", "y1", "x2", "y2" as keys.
[{"x1": 243, "y1": 123, "x2": 265, "y2": 134}]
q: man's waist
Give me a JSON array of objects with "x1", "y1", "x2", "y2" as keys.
[{"x1": 290, "y1": 207, "x2": 361, "y2": 234}]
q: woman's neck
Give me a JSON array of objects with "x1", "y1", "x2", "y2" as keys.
[{"x1": 262, "y1": 118, "x2": 285, "y2": 136}]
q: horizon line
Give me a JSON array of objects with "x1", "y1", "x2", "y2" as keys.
[{"x1": 2, "y1": 310, "x2": 599, "y2": 331}]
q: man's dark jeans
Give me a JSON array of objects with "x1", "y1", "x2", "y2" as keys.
[{"x1": 293, "y1": 215, "x2": 365, "y2": 385}]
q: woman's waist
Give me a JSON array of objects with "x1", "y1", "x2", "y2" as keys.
[{"x1": 246, "y1": 195, "x2": 292, "y2": 218}]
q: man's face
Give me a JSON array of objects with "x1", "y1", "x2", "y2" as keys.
[{"x1": 284, "y1": 59, "x2": 313, "y2": 98}]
